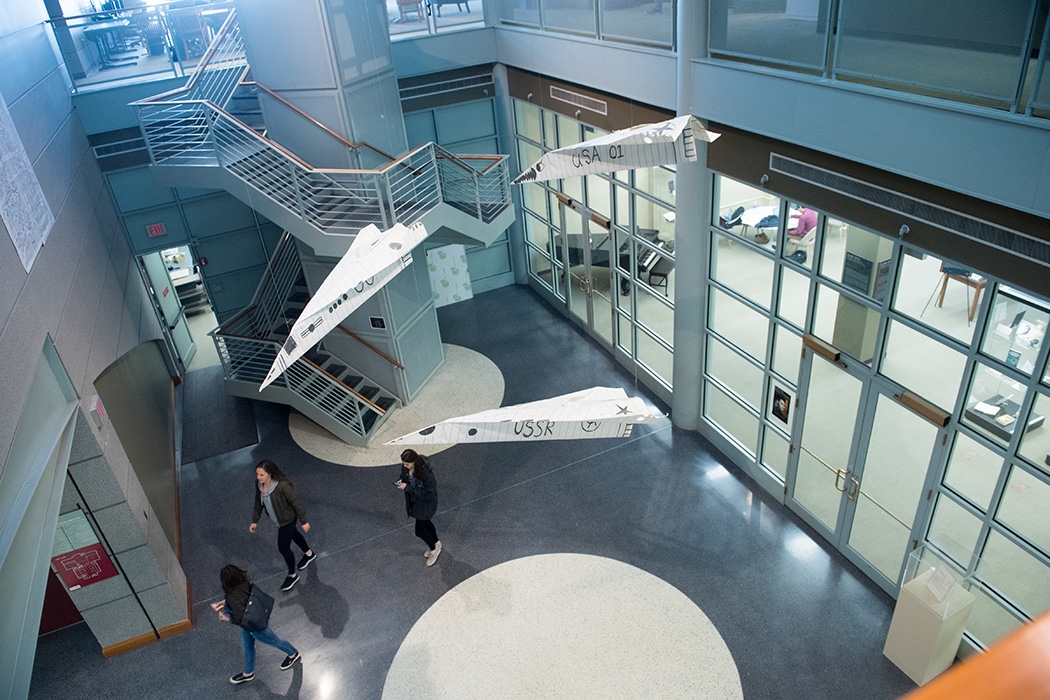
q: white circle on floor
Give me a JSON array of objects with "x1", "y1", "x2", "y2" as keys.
[
  {"x1": 382, "y1": 553, "x2": 742, "y2": 700},
  {"x1": 288, "y1": 344, "x2": 504, "y2": 467}
]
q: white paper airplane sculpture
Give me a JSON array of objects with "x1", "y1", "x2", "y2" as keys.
[
  {"x1": 512, "y1": 115, "x2": 719, "y2": 185},
  {"x1": 260, "y1": 221, "x2": 428, "y2": 391},
  {"x1": 385, "y1": 387, "x2": 664, "y2": 445}
]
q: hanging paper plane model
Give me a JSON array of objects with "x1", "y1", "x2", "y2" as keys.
[
  {"x1": 260, "y1": 221, "x2": 428, "y2": 391},
  {"x1": 512, "y1": 114, "x2": 720, "y2": 185},
  {"x1": 385, "y1": 386, "x2": 664, "y2": 445}
]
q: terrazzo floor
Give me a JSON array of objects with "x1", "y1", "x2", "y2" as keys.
[{"x1": 29, "y1": 284, "x2": 915, "y2": 700}]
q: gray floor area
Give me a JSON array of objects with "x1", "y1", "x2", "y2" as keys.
[{"x1": 29, "y1": 284, "x2": 916, "y2": 699}]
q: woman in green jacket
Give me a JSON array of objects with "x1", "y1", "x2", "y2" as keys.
[{"x1": 250, "y1": 460, "x2": 316, "y2": 591}]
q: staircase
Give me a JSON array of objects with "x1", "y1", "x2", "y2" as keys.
[
  {"x1": 140, "y1": 9, "x2": 514, "y2": 443},
  {"x1": 133, "y1": 10, "x2": 514, "y2": 257},
  {"x1": 213, "y1": 233, "x2": 400, "y2": 445}
]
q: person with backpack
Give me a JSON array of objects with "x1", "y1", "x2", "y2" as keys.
[{"x1": 211, "y1": 564, "x2": 301, "y2": 684}]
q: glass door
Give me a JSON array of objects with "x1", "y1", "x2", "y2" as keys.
[
  {"x1": 843, "y1": 390, "x2": 944, "y2": 588},
  {"x1": 788, "y1": 341, "x2": 947, "y2": 592},
  {"x1": 140, "y1": 251, "x2": 196, "y2": 372},
  {"x1": 557, "y1": 196, "x2": 614, "y2": 347}
]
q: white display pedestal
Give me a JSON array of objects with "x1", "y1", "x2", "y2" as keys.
[{"x1": 883, "y1": 567, "x2": 976, "y2": 685}]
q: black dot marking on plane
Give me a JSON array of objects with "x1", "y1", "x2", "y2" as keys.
[
  {"x1": 419, "y1": 426, "x2": 436, "y2": 436},
  {"x1": 468, "y1": 428, "x2": 477, "y2": 436}
]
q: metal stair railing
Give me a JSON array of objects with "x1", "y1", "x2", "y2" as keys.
[
  {"x1": 212, "y1": 235, "x2": 390, "y2": 439},
  {"x1": 133, "y1": 11, "x2": 510, "y2": 246},
  {"x1": 433, "y1": 146, "x2": 512, "y2": 223}
]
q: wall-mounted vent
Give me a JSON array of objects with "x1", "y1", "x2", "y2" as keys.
[
  {"x1": 93, "y1": 137, "x2": 147, "y2": 159},
  {"x1": 770, "y1": 153, "x2": 1050, "y2": 268},
  {"x1": 549, "y1": 86, "x2": 608, "y2": 116}
]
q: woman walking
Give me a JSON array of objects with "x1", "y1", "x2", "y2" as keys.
[
  {"x1": 250, "y1": 459, "x2": 316, "y2": 591},
  {"x1": 211, "y1": 564, "x2": 300, "y2": 684},
  {"x1": 396, "y1": 449, "x2": 442, "y2": 566}
]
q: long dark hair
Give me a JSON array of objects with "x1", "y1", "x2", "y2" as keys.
[
  {"x1": 220, "y1": 564, "x2": 248, "y2": 593},
  {"x1": 400, "y1": 449, "x2": 430, "y2": 478},
  {"x1": 255, "y1": 459, "x2": 291, "y2": 485}
]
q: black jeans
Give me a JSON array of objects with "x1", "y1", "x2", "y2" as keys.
[
  {"x1": 414, "y1": 519, "x2": 439, "y2": 549},
  {"x1": 277, "y1": 521, "x2": 310, "y2": 574}
]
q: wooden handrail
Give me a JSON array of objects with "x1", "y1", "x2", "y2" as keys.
[
  {"x1": 213, "y1": 331, "x2": 386, "y2": 415},
  {"x1": 299, "y1": 357, "x2": 386, "y2": 415},
  {"x1": 901, "y1": 611, "x2": 1050, "y2": 700},
  {"x1": 334, "y1": 325, "x2": 405, "y2": 370},
  {"x1": 245, "y1": 81, "x2": 398, "y2": 163}
]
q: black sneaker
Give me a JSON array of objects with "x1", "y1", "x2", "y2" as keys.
[
  {"x1": 297, "y1": 552, "x2": 317, "y2": 570},
  {"x1": 230, "y1": 672, "x2": 254, "y2": 684},
  {"x1": 280, "y1": 652, "x2": 301, "y2": 671},
  {"x1": 280, "y1": 573, "x2": 299, "y2": 591}
]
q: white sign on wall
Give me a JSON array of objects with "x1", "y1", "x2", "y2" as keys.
[{"x1": 0, "y1": 91, "x2": 54, "y2": 273}]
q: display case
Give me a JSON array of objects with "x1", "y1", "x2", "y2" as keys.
[
  {"x1": 964, "y1": 367, "x2": 1044, "y2": 442},
  {"x1": 884, "y1": 545, "x2": 976, "y2": 686}
]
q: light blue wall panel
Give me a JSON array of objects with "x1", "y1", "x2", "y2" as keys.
[
  {"x1": 108, "y1": 167, "x2": 176, "y2": 213},
  {"x1": 434, "y1": 100, "x2": 496, "y2": 144},
  {"x1": 235, "y1": 0, "x2": 337, "y2": 91},
  {"x1": 343, "y1": 70, "x2": 409, "y2": 157},
  {"x1": 326, "y1": 0, "x2": 394, "y2": 84},
  {"x1": 393, "y1": 302, "x2": 442, "y2": 400},
  {"x1": 447, "y1": 136, "x2": 499, "y2": 155},
  {"x1": 34, "y1": 110, "x2": 90, "y2": 213},
  {"x1": 691, "y1": 61, "x2": 1050, "y2": 219},
  {"x1": 123, "y1": 206, "x2": 190, "y2": 253},
  {"x1": 259, "y1": 91, "x2": 353, "y2": 168},
  {"x1": 193, "y1": 228, "x2": 268, "y2": 276},
  {"x1": 390, "y1": 27, "x2": 499, "y2": 78},
  {"x1": 494, "y1": 28, "x2": 677, "y2": 112},
  {"x1": 208, "y1": 265, "x2": 268, "y2": 322},
  {"x1": 404, "y1": 110, "x2": 437, "y2": 148},
  {"x1": 0, "y1": 24, "x2": 61, "y2": 105},
  {"x1": 385, "y1": 256, "x2": 433, "y2": 330},
  {"x1": 71, "y1": 77, "x2": 184, "y2": 135},
  {"x1": 7, "y1": 67, "x2": 72, "y2": 163},
  {"x1": 182, "y1": 195, "x2": 258, "y2": 238},
  {"x1": 175, "y1": 186, "x2": 223, "y2": 200}
]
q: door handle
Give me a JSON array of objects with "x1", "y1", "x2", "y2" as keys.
[
  {"x1": 834, "y1": 469, "x2": 848, "y2": 492},
  {"x1": 848, "y1": 476, "x2": 860, "y2": 501}
]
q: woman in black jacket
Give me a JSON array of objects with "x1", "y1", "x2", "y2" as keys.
[
  {"x1": 211, "y1": 564, "x2": 300, "y2": 684},
  {"x1": 396, "y1": 449, "x2": 442, "y2": 567},
  {"x1": 250, "y1": 460, "x2": 316, "y2": 591}
]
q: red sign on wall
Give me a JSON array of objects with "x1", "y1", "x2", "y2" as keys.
[
  {"x1": 146, "y1": 222, "x2": 166, "y2": 238},
  {"x1": 52, "y1": 543, "x2": 118, "y2": 590}
]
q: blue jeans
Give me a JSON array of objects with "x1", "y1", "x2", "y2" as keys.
[{"x1": 241, "y1": 625, "x2": 297, "y2": 674}]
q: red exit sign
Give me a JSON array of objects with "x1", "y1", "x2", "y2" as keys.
[{"x1": 146, "y1": 222, "x2": 166, "y2": 237}]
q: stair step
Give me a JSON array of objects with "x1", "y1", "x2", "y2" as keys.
[
  {"x1": 362, "y1": 408, "x2": 380, "y2": 434},
  {"x1": 376, "y1": 396, "x2": 397, "y2": 411},
  {"x1": 343, "y1": 374, "x2": 363, "y2": 389},
  {"x1": 305, "y1": 349, "x2": 329, "y2": 365},
  {"x1": 326, "y1": 363, "x2": 347, "y2": 378},
  {"x1": 358, "y1": 385, "x2": 379, "y2": 401}
]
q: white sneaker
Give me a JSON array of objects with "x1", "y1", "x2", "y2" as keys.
[{"x1": 426, "y1": 542, "x2": 442, "y2": 567}]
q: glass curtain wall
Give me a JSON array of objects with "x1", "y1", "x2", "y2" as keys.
[
  {"x1": 709, "y1": 0, "x2": 1050, "y2": 117},
  {"x1": 386, "y1": 0, "x2": 483, "y2": 39},
  {"x1": 707, "y1": 172, "x2": 1050, "y2": 651},
  {"x1": 497, "y1": 0, "x2": 674, "y2": 49},
  {"x1": 514, "y1": 99, "x2": 677, "y2": 390}
]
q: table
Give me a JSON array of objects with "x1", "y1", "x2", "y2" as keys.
[
  {"x1": 82, "y1": 18, "x2": 131, "y2": 64},
  {"x1": 737, "y1": 206, "x2": 799, "y2": 244},
  {"x1": 964, "y1": 393, "x2": 1044, "y2": 441}
]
